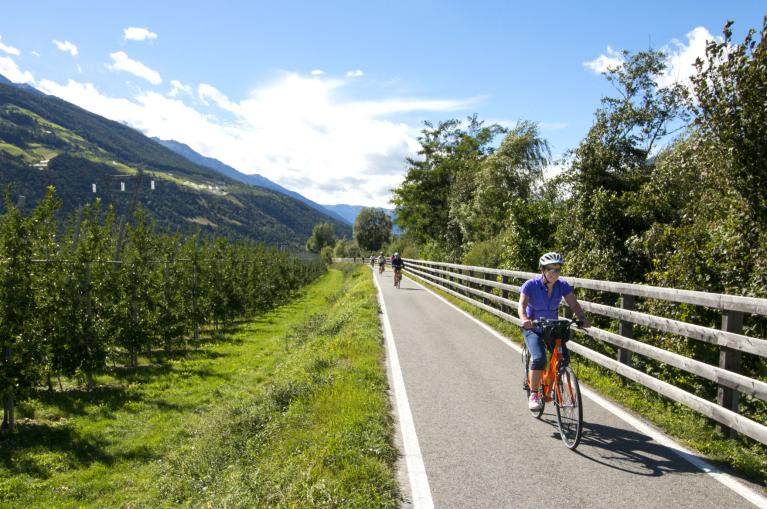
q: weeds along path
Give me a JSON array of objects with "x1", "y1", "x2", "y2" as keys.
[{"x1": 0, "y1": 264, "x2": 399, "y2": 508}]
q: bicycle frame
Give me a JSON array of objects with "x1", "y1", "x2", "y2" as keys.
[{"x1": 538, "y1": 338, "x2": 572, "y2": 403}]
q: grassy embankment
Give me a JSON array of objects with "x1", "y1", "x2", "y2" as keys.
[
  {"x1": 0, "y1": 264, "x2": 399, "y2": 507},
  {"x1": 405, "y1": 271, "x2": 767, "y2": 491}
]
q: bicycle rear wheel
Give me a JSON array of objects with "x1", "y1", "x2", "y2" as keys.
[
  {"x1": 522, "y1": 348, "x2": 544, "y2": 418},
  {"x1": 555, "y1": 366, "x2": 583, "y2": 449}
]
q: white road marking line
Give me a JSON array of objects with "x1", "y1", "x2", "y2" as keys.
[
  {"x1": 374, "y1": 270, "x2": 435, "y2": 509},
  {"x1": 405, "y1": 274, "x2": 767, "y2": 509}
]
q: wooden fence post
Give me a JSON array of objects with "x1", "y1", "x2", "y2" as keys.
[
  {"x1": 501, "y1": 275, "x2": 510, "y2": 314},
  {"x1": 617, "y1": 294, "x2": 634, "y2": 366},
  {"x1": 717, "y1": 310, "x2": 743, "y2": 438}
]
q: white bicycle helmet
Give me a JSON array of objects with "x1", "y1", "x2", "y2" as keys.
[
  {"x1": 394, "y1": 252, "x2": 399, "y2": 257},
  {"x1": 539, "y1": 252, "x2": 565, "y2": 267}
]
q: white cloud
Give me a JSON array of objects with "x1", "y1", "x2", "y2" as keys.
[
  {"x1": 584, "y1": 27, "x2": 723, "y2": 92},
  {"x1": 310, "y1": 69, "x2": 325, "y2": 76},
  {"x1": 197, "y1": 83, "x2": 238, "y2": 112},
  {"x1": 0, "y1": 56, "x2": 34, "y2": 83},
  {"x1": 657, "y1": 26, "x2": 722, "y2": 89},
  {"x1": 31, "y1": 51, "x2": 40, "y2": 57},
  {"x1": 53, "y1": 39, "x2": 78, "y2": 57},
  {"x1": 0, "y1": 36, "x2": 21, "y2": 56},
  {"x1": 346, "y1": 69, "x2": 364, "y2": 77},
  {"x1": 584, "y1": 45, "x2": 623, "y2": 74},
  {"x1": 107, "y1": 51, "x2": 162, "y2": 85},
  {"x1": 36, "y1": 72, "x2": 475, "y2": 206},
  {"x1": 123, "y1": 27, "x2": 158, "y2": 41},
  {"x1": 169, "y1": 79, "x2": 193, "y2": 97}
]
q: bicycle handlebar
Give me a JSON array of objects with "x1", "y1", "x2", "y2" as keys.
[{"x1": 532, "y1": 317, "x2": 585, "y2": 330}]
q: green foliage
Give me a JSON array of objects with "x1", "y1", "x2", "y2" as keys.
[
  {"x1": 0, "y1": 188, "x2": 38, "y2": 429},
  {"x1": 306, "y1": 222, "x2": 336, "y2": 253},
  {"x1": 463, "y1": 121, "x2": 550, "y2": 243},
  {"x1": 462, "y1": 237, "x2": 504, "y2": 268},
  {"x1": 689, "y1": 19, "x2": 767, "y2": 222},
  {"x1": 333, "y1": 238, "x2": 361, "y2": 258},
  {"x1": 0, "y1": 186, "x2": 327, "y2": 429},
  {"x1": 391, "y1": 116, "x2": 505, "y2": 259},
  {"x1": 353, "y1": 207, "x2": 392, "y2": 252},
  {"x1": 557, "y1": 48, "x2": 687, "y2": 282},
  {"x1": 159, "y1": 266, "x2": 398, "y2": 507},
  {"x1": 320, "y1": 245, "x2": 334, "y2": 265}
]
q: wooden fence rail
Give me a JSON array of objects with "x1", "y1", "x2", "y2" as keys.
[{"x1": 402, "y1": 258, "x2": 767, "y2": 445}]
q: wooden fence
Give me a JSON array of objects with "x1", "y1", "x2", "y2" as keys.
[{"x1": 402, "y1": 258, "x2": 767, "y2": 446}]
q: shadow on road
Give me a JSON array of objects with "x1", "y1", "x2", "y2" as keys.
[{"x1": 539, "y1": 416, "x2": 702, "y2": 477}]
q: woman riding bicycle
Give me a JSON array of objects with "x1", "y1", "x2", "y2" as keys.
[
  {"x1": 518, "y1": 252, "x2": 590, "y2": 411},
  {"x1": 391, "y1": 252, "x2": 404, "y2": 286}
]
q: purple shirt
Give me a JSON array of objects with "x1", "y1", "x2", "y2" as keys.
[{"x1": 520, "y1": 275, "x2": 573, "y2": 321}]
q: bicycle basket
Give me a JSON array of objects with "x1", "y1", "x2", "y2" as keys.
[{"x1": 540, "y1": 321, "x2": 572, "y2": 343}]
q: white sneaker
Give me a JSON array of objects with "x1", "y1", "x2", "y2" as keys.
[{"x1": 528, "y1": 392, "x2": 543, "y2": 411}]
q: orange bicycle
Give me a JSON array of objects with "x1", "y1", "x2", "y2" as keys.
[{"x1": 522, "y1": 318, "x2": 584, "y2": 450}]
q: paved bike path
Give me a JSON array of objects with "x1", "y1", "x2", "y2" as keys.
[{"x1": 376, "y1": 268, "x2": 761, "y2": 508}]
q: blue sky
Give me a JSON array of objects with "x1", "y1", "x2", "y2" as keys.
[{"x1": 1, "y1": 1, "x2": 764, "y2": 206}]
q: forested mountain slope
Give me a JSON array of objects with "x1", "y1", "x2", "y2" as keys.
[{"x1": 0, "y1": 80, "x2": 351, "y2": 246}]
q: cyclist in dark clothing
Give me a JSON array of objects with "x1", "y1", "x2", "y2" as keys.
[{"x1": 391, "y1": 252, "x2": 405, "y2": 287}]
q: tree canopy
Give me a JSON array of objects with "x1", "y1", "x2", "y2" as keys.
[{"x1": 354, "y1": 207, "x2": 392, "y2": 252}]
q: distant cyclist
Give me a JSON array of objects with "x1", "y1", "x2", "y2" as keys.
[
  {"x1": 518, "y1": 252, "x2": 590, "y2": 411},
  {"x1": 370, "y1": 253, "x2": 376, "y2": 268},
  {"x1": 378, "y1": 252, "x2": 386, "y2": 274},
  {"x1": 391, "y1": 252, "x2": 404, "y2": 286}
]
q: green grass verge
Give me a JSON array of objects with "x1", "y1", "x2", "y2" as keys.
[
  {"x1": 0, "y1": 265, "x2": 399, "y2": 508},
  {"x1": 405, "y1": 272, "x2": 767, "y2": 491}
]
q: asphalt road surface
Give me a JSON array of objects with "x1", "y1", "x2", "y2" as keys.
[{"x1": 375, "y1": 267, "x2": 765, "y2": 509}]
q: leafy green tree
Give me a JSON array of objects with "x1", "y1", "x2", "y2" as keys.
[
  {"x1": 156, "y1": 233, "x2": 188, "y2": 353},
  {"x1": 392, "y1": 116, "x2": 505, "y2": 259},
  {"x1": 557, "y1": 49, "x2": 687, "y2": 282},
  {"x1": 0, "y1": 189, "x2": 35, "y2": 431},
  {"x1": 111, "y1": 208, "x2": 160, "y2": 367},
  {"x1": 688, "y1": 19, "x2": 767, "y2": 223},
  {"x1": 353, "y1": 207, "x2": 392, "y2": 252},
  {"x1": 320, "y1": 245, "x2": 334, "y2": 265},
  {"x1": 306, "y1": 222, "x2": 336, "y2": 253},
  {"x1": 467, "y1": 121, "x2": 550, "y2": 243},
  {"x1": 54, "y1": 200, "x2": 115, "y2": 388},
  {"x1": 26, "y1": 187, "x2": 62, "y2": 391},
  {"x1": 333, "y1": 238, "x2": 360, "y2": 258}
]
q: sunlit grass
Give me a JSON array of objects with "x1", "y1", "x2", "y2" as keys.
[{"x1": 0, "y1": 265, "x2": 398, "y2": 507}]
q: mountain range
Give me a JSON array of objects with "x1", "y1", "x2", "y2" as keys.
[
  {"x1": 152, "y1": 138, "x2": 351, "y2": 224},
  {"x1": 0, "y1": 76, "x2": 351, "y2": 247}
]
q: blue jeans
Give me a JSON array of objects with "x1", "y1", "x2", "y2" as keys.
[
  {"x1": 523, "y1": 329, "x2": 548, "y2": 370},
  {"x1": 523, "y1": 328, "x2": 570, "y2": 370}
]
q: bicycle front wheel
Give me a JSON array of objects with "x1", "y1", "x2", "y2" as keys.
[{"x1": 555, "y1": 366, "x2": 583, "y2": 449}]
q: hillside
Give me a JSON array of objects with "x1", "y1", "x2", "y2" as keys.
[
  {"x1": 0, "y1": 80, "x2": 351, "y2": 247},
  {"x1": 153, "y1": 138, "x2": 349, "y2": 224}
]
